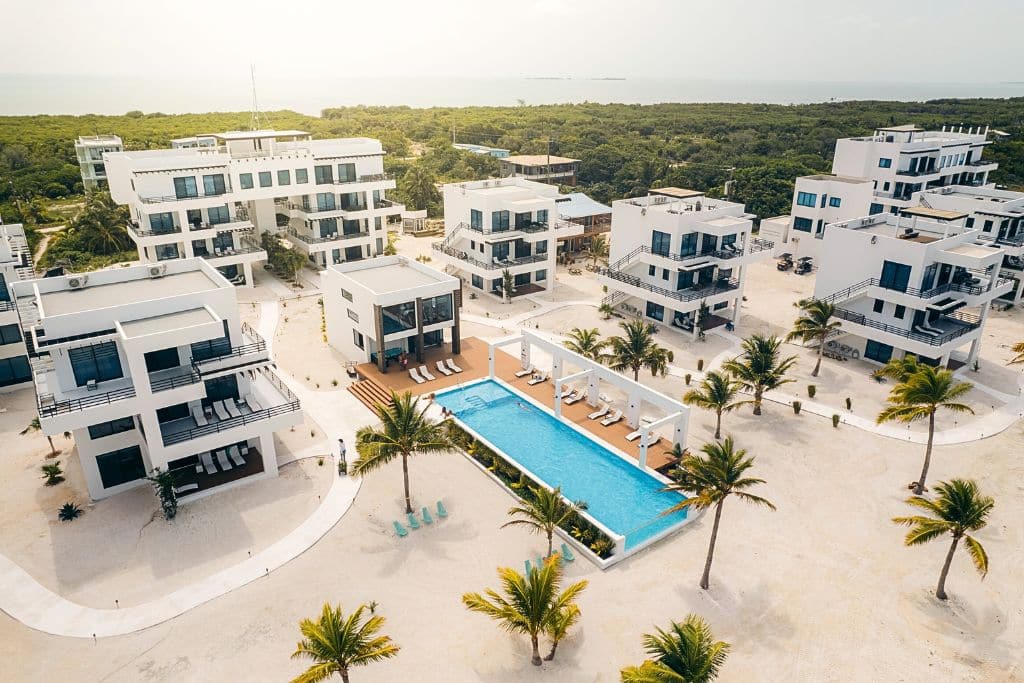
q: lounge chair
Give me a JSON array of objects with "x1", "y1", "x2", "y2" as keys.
[
  {"x1": 227, "y1": 445, "x2": 246, "y2": 467},
  {"x1": 212, "y1": 401, "x2": 231, "y2": 421},
  {"x1": 601, "y1": 410, "x2": 624, "y2": 427},
  {"x1": 421, "y1": 506, "x2": 434, "y2": 524},
  {"x1": 419, "y1": 365, "x2": 436, "y2": 381},
  {"x1": 244, "y1": 393, "x2": 262, "y2": 412},
  {"x1": 435, "y1": 360, "x2": 453, "y2": 376},
  {"x1": 626, "y1": 429, "x2": 651, "y2": 442},
  {"x1": 393, "y1": 521, "x2": 409, "y2": 537},
  {"x1": 514, "y1": 364, "x2": 534, "y2": 378},
  {"x1": 563, "y1": 389, "x2": 583, "y2": 405},
  {"x1": 406, "y1": 512, "x2": 421, "y2": 530},
  {"x1": 527, "y1": 373, "x2": 548, "y2": 386},
  {"x1": 408, "y1": 367, "x2": 426, "y2": 384},
  {"x1": 588, "y1": 404, "x2": 609, "y2": 420},
  {"x1": 223, "y1": 400, "x2": 241, "y2": 418},
  {"x1": 445, "y1": 358, "x2": 463, "y2": 373},
  {"x1": 173, "y1": 483, "x2": 199, "y2": 495},
  {"x1": 436, "y1": 500, "x2": 448, "y2": 518},
  {"x1": 191, "y1": 406, "x2": 208, "y2": 427},
  {"x1": 646, "y1": 435, "x2": 662, "y2": 448},
  {"x1": 201, "y1": 451, "x2": 217, "y2": 474},
  {"x1": 215, "y1": 449, "x2": 233, "y2": 471},
  {"x1": 561, "y1": 542, "x2": 575, "y2": 562}
]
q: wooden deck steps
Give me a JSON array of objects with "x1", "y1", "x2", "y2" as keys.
[{"x1": 348, "y1": 377, "x2": 393, "y2": 412}]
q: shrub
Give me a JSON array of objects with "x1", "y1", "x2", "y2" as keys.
[
  {"x1": 684, "y1": 373, "x2": 691, "y2": 385},
  {"x1": 792, "y1": 400, "x2": 802, "y2": 415},
  {"x1": 58, "y1": 502, "x2": 82, "y2": 521},
  {"x1": 807, "y1": 385, "x2": 816, "y2": 398},
  {"x1": 331, "y1": 379, "x2": 338, "y2": 387},
  {"x1": 318, "y1": 457, "x2": 324, "y2": 466},
  {"x1": 41, "y1": 463, "x2": 64, "y2": 486},
  {"x1": 147, "y1": 467, "x2": 179, "y2": 520},
  {"x1": 832, "y1": 414, "x2": 840, "y2": 428},
  {"x1": 845, "y1": 397, "x2": 852, "y2": 410},
  {"x1": 697, "y1": 358, "x2": 704, "y2": 372}
]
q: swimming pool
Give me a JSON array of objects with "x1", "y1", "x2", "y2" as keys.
[{"x1": 436, "y1": 380, "x2": 689, "y2": 551}]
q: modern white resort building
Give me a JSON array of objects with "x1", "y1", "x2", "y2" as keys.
[
  {"x1": 105, "y1": 130, "x2": 404, "y2": 286},
  {"x1": 10, "y1": 259, "x2": 303, "y2": 501},
  {"x1": 599, "y1": 188, "x2": 774, "y2": 333},
  {"x1": 74, "y1": 134, "x2": 123, "y2": 191},
  {"x1": 0, "y1": 223, "x2": 35, "y2": 391}
]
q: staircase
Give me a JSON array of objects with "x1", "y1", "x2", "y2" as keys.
[
  {"x1": 347, "y1": 376, "x2": 393, "y2": 412},
  {"x1": 601, "y1": 290, "x2": 629, "y2": 308}
]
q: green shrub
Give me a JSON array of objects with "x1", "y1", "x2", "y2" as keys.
[
  {"x1": 832, "y1": 414, "x2": 840, "y2": 428},
  {"x1": 807, "y1": 385, "x2": 816, "y2": 398},
  {"x1": 41, "y1": 463, "x2": 64, "y2": 486},
  {"x1": 58, "y1": 502, "x2": 82, "y2": 521},
  {"x1": 792, "y1": 400, "x2": 802, "y2": 415}
]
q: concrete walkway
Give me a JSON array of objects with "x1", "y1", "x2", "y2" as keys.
[{"x1": 0, "y1": 301, "x2": 364, "y2": 638}]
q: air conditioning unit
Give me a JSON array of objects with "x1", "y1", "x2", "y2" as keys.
[
  {"x1": 148, "y1": 264, "x2": 167, "y2": 278},
  {"x1": 67, "y1": 275, "x2": 88, "y2": 289}
]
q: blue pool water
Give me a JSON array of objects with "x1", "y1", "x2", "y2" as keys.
[{"x1": 437, "y1": 380, "x2": 688, "y2": 550}]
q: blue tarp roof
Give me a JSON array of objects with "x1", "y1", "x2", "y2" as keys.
[{"x1": 557, "y1": 192, "x2": 611, "y2": 219}]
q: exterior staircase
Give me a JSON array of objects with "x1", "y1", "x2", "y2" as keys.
[{"x1": 347, "y1": 376, "x2": 393, "y2": 412}]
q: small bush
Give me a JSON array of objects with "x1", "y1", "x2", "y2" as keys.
[
  {"x1": 318, "y1": 457, "x2": 324, "y2": 466},
  {"x1": 58, "y1": 502, "x2": 82, "y2": 521},
  {"x1": 41, "y1": 463, "x2": 64, "y2": 486},
  {"x1": 331, "y1": 379, "x2": 338, "y2": 387},
  {"x1": 696, "y1": 358, "x2": 704, "y2": 372},
  {"x1": 845, "y1": 397, "x2": 852, "y2": 410},
  {"x1": 807, "y1": 385, "x2": 816, "y2": 398},
  {"x1": 684, "y1": 373, "x2": 692, "y2": 385},
  {"x1": 832, "y1": 414, "x2": 840, "y2": 428},
  {"x1": 792, "y1": 400, "x2": 802, "y2": 415}
]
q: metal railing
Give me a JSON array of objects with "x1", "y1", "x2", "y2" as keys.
[
  {"x1": 608, "y1": 239, "x2": 773, "y2": 271},
  {"x1": 374, "y1": 198, "x2": 399, "y2": 209},
  {"x1": 286, "y1": 227, "x2": 370, "y2": 244},
  {"x1": 128, "y1": 222, "x2": 182, "y2": 238},
  {"x1": 138, "y1": 187, "x2": 231, "y2": 204},
  {"x1": 461, "y1": 220, "x2": 550, "y2": 236},
  {"x1": 599, "y1": 267, "x2": 740, "y2": 303},
  {"x1": 0, "y1": 300, "x2": 16, "y2": 313},
  {"x1": 431, "y1": 243, "x2": 548, "y2": 270},
  {"x1": 150, "y1": 370, "x2": 201, "y2": 393},
  {"x1": 38, "y1": 385, "x2": 137, "y2": 418},
  {"x1": 162, "y1": 400, "x2": 301, "y2": 446},
  {"x1": 822, "y1": 274, "x2": 1007, "y2": 304},
  {"x1": 190, "y1": 324, "x2": 268, "y2": 373},
  {"x1": 833, "y1": 308, "x2": 980, "y2": 346}
]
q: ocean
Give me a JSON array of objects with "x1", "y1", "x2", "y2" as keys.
[{"x1": 2, "y1": 74, "x2": 1023, "y2": 116}]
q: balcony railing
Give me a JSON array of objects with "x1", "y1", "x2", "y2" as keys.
[
  {"x1": 0, "y1": 300, "x2": 16, "y2": 313},
  {"x1": 833, "y1": 308, "x2": 980, "y2": 346},
  {"x1": 138, "y1": 187, "x2": 232, "y2": 204},
  {"x1": 600, "y1": 267, "x2": 740, "y2": 303},
  {"x1": 38, "y1": 385, "x2": 137, "y2": 418},
  {"x1": 609, "y1": 239, "x2": 773, "y2": 271},
  {"x1": 373, "y1": 198, "x2": 400, "y2": 209},
  {"x1": 460, "y1": 220, "x2": 550, "y2": 236},
  {"x1": 191, "y1": 323, "x2": 268, "y2": 374},
  {"x1": 286, "y1": 227, "x2": 370, "y2": 244},
  {"x1": 162, "y1": 400, "x2": 301, "y2": 446},
  {"x1": 431, "y1": 243, "x2": 548, "y2": 270},
  {"x1": 128, "y1": 222, "x2": 182, "y2": 238},
  {"x1": 150, "y1": 369, "x2": 201, "y2": 393},
  {"x1": 822, "y1": 274, "x2": 1007, "y2": 304}
]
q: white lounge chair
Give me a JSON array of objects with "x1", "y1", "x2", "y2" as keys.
[
  {"x1": 240, "y1": 443, "x2": 251, "y2": 457},
  {"x1": 216, "y1": 449, "x2": 233, "y2": 471},
  {"x1": 212, "y1": 401, "x2": 231, "y2": 421},
  {"x1": 435, "y1": 360, "x2": 453, "y2": 376},
  {"x1": 626, "y1": 430, "x2": 653, "y2": 442},
  {"x1": 601, "y1": 410, "x2": 624, "y2": 427},
  {"x1": 227, "y1": 445, "x2": 246, "y2": 467},
  {"x1": 588, "y1": 404, "x2": 609, "y2": 420},
  {"x1": 223, "y1": 400, "x2": 241, "y2": 418},
  {"x1": 445, "y1": 358, "x2": 463, "y2": 373},
  {"x1": 408, "y1": 367, "x2": 426, "y2": 384},
  {"x1": 418, "y1": 365, "x2": 436, "y2": 381},
  {"x1": 561, "y1": 389, "x2": 580, "y2": 403},
  {"x1": 244, "y1": 393, "x2": 262, "y2": 412},
  {"x1": 646, "y1": 435, "x2": 662, "y2": 448},
  {"x1": 527, "y1": 373, "x2": 548, "y2": 386},
  {"x1": 201, "y1": 451, "x2": 217, "y2": 474},
  {"x1": 191, "y1": 406, "x2": 208, "y2": 427},
  {"x1": 514, "y1": 364, "x2": 534, "y2": 378},
  {"x1": 173, "y1": 483, "x2": 199, "y2": 495},
  {"x1": 564, "y1": 391, "x2": 584, "y2": 405}
]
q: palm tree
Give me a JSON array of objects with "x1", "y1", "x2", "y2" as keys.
[
  {"x1": 620, "y1": 614, "x2": 730, "y2": 683},
  {"x1": 785, "y1": 298, "x2": 841, "y2": 377},
  {"x1": 871, "y1": 353, "x2": 921, "y2": 383},
  {"x1": 722, "y1": 334, "x2": 797, "y2": 416},
  {"x1": 544, "y1": 604, "x2": 580, "y2": 661},
  {"x1": 598, "y1": 303, "x2": 615, "y2": 320},
  {"x1": 289, "y1": 603, "x2": 399, "y2": 683},
  {"x1": 398, "y1": 164, "x2": 439, "y2": 212},
  {"x1": 606, "y1": 319, "x2": 674, "y2": 382},
  {"x1": 463, "y1": 558, "x2": 588, "y2": 666},
  {"x1": 21, "y1": 416, "x2": 56, "y2": 456},
  {"x1": 563, "y1": 327, "x2": 607, "y2": 361},
  {"x1": 501, "y1": 485, "x2": 588, "y2": 557},
  {"x1": 876, "y1": 366, "x2": 974, "y2": 495},
  {"x1": 892, "y1": 479, "x2": 993, "y2": 600},
  {"x1": 353, "y1": 391, "x2": 452, "y2": 514},
  {"x1": 683, "y1": 370, "x2": 743, "y2": 440},
  {"x1": 1008, "y1": 341, "x2": 1024, "y2": 365},
  {"x1": 662, "y1": 438, "x2": 775, "y2": 590},
  {"x1": 587, "y1": 235, "x2": 609, "y2": 266}
]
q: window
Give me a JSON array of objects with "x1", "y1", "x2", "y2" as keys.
[
  {"x1": 295, "y1": 168, "x2": 309, "y2": 184},
  {"x1": 96, "y1": 445, "x2": 146, "y2": 489},
  {"x1": 661, "y1": 268, "x2": 670, "y2": 280},
  {"x1": 470, "y1": 209, "x2": 483, "y2": 230},
  {"x1": 258, "y1": 171, "x2": 272, "y2": 188},
  {"x1": 536, "y1": 240, "x2": 548, "y2": 255},
  {"x1": 382, "y1": 302, "x2": 415, "y2": 334},
  {"x1": 873, "y1": 299, "x2": 885, "y2": 314},
  {"x1": 144, "y1": 347, "x2": 180, "y2": 373},
  {"x1": 820, "y1": 194, "x2": 828, "y2": 208},
  {"x1": 864, "y1": 340, "x2": 894, "y2": 363},
  {"x1": 471, "y1": 274, "x2": 483, "y2": 289},
  {"x1": 829, "y1": 197, "x2": 842, "y2": 208},
  {"x1": 894, "y1": 305, "x2": 906, "y2": 319},
  {"x1": 202, "y1": 174, "x2": 226, "y2": 195},
  {"x1": 535, "y1": 269, "x2": 547, "y2": 282},
  {"x1": 648, "y1": 265, "x2": 657, "y2": 277},
  {"x1": 879, "y1": 260, "x2": 912, "y2": 292},
  {"x1": 0, "y1": 273, "x2": 7, "y2": 303},
  {"x1": 422, "y1": 294, "x2": 453, "y2": 325},
  {"x1": 87, "y1": 416, "x2": 135, "y2": 440},
  {"x1": 796, "y1": 192, "x2": 817, "y2": 207},
  {"x1": 149, "y1": 212, "x2": 176, "y2": 234},
  {"x1": 0, "y1": 356, "x2": 30, "y2": 387},
  {"x1": 337, "y1": 163, "x2": 356, "y2": 183},
  {"x1": 347, "y1": 309, "x2": 359, "y2": 323},
  {"x1": 793, "y1": 217, "x2": 813, "y2": 232},
  {"x1": 341, "y1": 288, "x2": 353, "y2": 302},
  {"x1": 883, "y1": 182, "x2": 890, "y2": 191},
  {"x1": 314, "y1": 164, "x2": 334, "y2": 184},
  {"x1": 208, "y1": 205, "x2": 230, "y2": 224},
  {"x1": 869, "y1": 203, "x2": 884, "y2": 215},
  {"x1": 239, "y1": 173, "x2": 254, "y2": 189},
  {"x1": 352, "y1": 330, "x2": 364, "y2": 350},
  {"x1": 965, "y1": 217, "x2": 975, "y2": 228},
  {"x1": 536, "y1": 209, "x2": 548, "y2": 225},
  {"x1": 491, "y1": 210, "x2": 510, "y2": 232},
  {"x1": 0, "y1": 323, "x2": 22, "y2": 345},
  {"x1": 69, "y1": 342, "x2": 123, "y2": 387},
  {"x1": 173, "y1": 176, "x2": 198, "y2": 198},
  {"x1": 156, "y1": 403, "x2": 189, "y2": 423},
  {"x1": 722, "y1": 234, "x2": 736, "y2": 247},
  {"x1": 645, "y1": 301, "x2": 664, "y2": 321},
  {"x1": 190, "y1": 326, "x2": 231, "y2": 362},
  {"x1": 340, "y1": 192, "x2": 365, "y2": 211},
  {"x1": 317, "y1": 193, "x2": 337, "y2": 212},
  {"x1": 678, "y1": 232, "x2": 697, "y2": 257},
  {"x1": 203, "y1": 374, "x2": 239, "y2": 403},
  {"x1": 983, "y1": 220, "x2": 993, "y2": 233},
  {"x1": 515, "y1": 212, "x2": 531, "y2": 229},
  {"x1": 155, "y1": 244, "x2": 180, "y2": 261},
  {"x1": 277, "y1": 169, "x2": 291, "y2": 186},
  {"x1": 878, "y1": 158, "x2": 892, "y2": 168},
  {"x1": 651, "y1": 230, "x2": 671, "y2": 256}
]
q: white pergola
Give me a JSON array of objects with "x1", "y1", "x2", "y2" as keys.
[{"x1": 488, "y1": 330, "x2": 689, "y2": 469}]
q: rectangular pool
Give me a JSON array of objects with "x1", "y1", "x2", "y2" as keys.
[{"x1": 436, "y1": 380, "x2": 688, "y2": 550}]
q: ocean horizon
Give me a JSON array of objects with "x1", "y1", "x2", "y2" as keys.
[{"x1": 2, "y1": 74, "x2": 1023, "y2": 117}]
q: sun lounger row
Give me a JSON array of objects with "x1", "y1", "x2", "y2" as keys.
[
  {"x1": 626, "y1": 430, "x2": 662, "y2": 447},
  {"x1": 560, "y1": 387, "x2": 585, "y2": 405},
  {"x1": 408, "y1": 359, "x2": 463, "y2": 384},
  {"x1": 394, "y1": 500, "x2": 448, "y2": 537},
  {"x1": 527, "y1": 372, "x2": 549, "y2": 386},
  {"x1": 525, "y1": 543, "x2": 577, "y2": 574},
  {"x1": 198, "y1": 443, "x2": 251, "y2": 475}
]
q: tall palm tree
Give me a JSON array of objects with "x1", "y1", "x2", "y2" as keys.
[
  {"x1": 722, "y1": 334, "x2": 797, "y2": 416},
  {"x1": 606, "y1": 319, "x2": 674, "y2": 382},
  {"x1": 544, "y1": 604, "x2": 580, "y2": 661},
  {"x1": 289, "y1": 603, "x2": 399, "y2": 683},
  {"x1": 598, "y1": 303, "x2": 615, "y2": 320},
  {"x1": 398, "y1": 164, "x2": 439, "y2": 212},
  {"x1": 563, "y1": 327, "x2": 608, "y2": 361},
  {"x1": 871, "y1": 353, "x2": 921, "y2": 383},
  {"x1": 892, "y1": 479, "x2": 993, "y2": 600},
  {"x1": 682, "y1": 370, "x2": 744, "y2": 440},
  {"x1": 353, "y1": 391, "x2": 452, "y2": 513},
  {"x1": 876, "y1": 366, "x2": 974, "y2": 495},
  {"x1": 620, "y1": 614, "x2": 731, "y2": 683},
  {"x1": 587, "y1": 235, "x2": 609, "y2": 266},
  {"x1": 462, "y1": 558, "x2": 588, "y2": 666},
  {"x1": 1008, "y1": 341, "x2": 1024, "y2": 365},
  {"x1": 20, "y1": 416, "x2": 56, "y2": 456},
  {"x1": 785, "y1": 298, "x2": 841, "y2": 377},
  {"x1": 501, "y1": 485, "x2": 588, "y2": 557},
  {"x1": 662, "y1": 438, "x2": 775, "y2": 590}
]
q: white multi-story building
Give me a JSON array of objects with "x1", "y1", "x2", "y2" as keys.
[
  {"x1": 0, "y1": 222, "x2": 35, "y2": 391},
  {"x1": 599, "y1": 189, "x2": 774, "y2": 332},
  {"x1": 74, "y1": 134, "x2": 123, "y2": 191},
  {"x1": 812, "y1": 210, "x2": 1012, "y2": 367},
  {"x1": 499, "y1": 154, "x2": 580, "y2": 186},
  {"x1": 11, "y1": 259, "x2": 302, "y2": 501},
  {"x1": 435, "y1": 178, "x2": 558, "y2": 298},
  {"x1": 323, "y1": 255, "x2": 462, "y2": 373},
  {"x1": 105, "y1": 130, "x2": 404, "y2": 285}
]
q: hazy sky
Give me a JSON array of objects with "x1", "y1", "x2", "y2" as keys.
[{"x1": 1, "y1": 0, "x2": 1019, "y2": 82}]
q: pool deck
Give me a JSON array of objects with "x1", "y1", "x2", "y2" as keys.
[{"x1": 357, "y1": 336, "x2": 678, "y2": 472}]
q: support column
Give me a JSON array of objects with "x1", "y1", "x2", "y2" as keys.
[
  {"x1": 260, "y1": 432, "x2": 279, "y2": 477},
  {"x1": 243, "y1": 261, "x2": 254, "y2": 287},
  {"x1": 555, "y1": 385, "x2": 563, "y2": 418},
  {"x1": 414, "y1": 297, "x2": 425, "y2": 364},
  {"x1": 520, "y1": 340, "x2": 532, "y2": 372},
  {"x1": 488, "y1": 345, "x2": 495, "y2": 379},
  {"x1": 587, "y1": 370, "x2": 600, "y2": 407},
  {"x1": 373, "y1": 304, "x2": 386, "y2": 373},
  {"x1": 451, "y1": 287, "x2": 462, "y2": 355},
  {"x1": 626, "y1": 390, "x2": 641, "y2": 429},
  {"x1": 673, "y1": 416, "x2": 686, "y2": 449},
  {"x1": 638, "y1": 431, "x2": 649, "y2": 470}
]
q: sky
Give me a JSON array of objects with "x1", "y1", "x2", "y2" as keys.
[{"x1": 0, "y1": 0, "x2": 1020, "y2": 82}]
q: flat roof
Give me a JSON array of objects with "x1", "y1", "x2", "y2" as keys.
[
  {"x1": 945, "y1": 244, "x2": 1000, "y2": 259},
  {"x1": 39, "y1": 270, "x2": 221, "y2": 317},
  {"x1": 207, "y1": 129, "x2": 310, "y2": 140},
  {"x1": 503, "y1": 154, "x2": 579, "y2": 166},
  {"x1": 340, "y1": 258, "x2": 456, "y2": 295},
  {"x1": 802, "y1": 174, "x2": 871, "y2": 184},
  {"x1": 120, "y1": 308, "x2": 218, "y2": 338},
  {"x1": 902, "y1": 207, "x2": 968, "y2": 221},
  {"x1": 648, "y1": 187, "x2": 705, "y2": 199},
  {"x1": 878, "y1": 124, "x2": 922, "y2": 132}
]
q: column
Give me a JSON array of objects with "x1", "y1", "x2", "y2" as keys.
[
  {"x1": 243, "y1": 261, "x2": 254, "y2": 287},
  {"x1": 587, "y1": 370, "x2": 600, "y2": 407},
  {"x1": 673, "y1": 416, "x2": 687, "y2": 449},
  {"x1": 626, "y1": 390, "x2": 641, "y2": 429},
  {"x1": 638, "y1": 431, "x2": 649, "y2": 470},
  {"x1": 451, "y1": 287, "x2": 461, "y2": 355},
  {"x1": 373, "y1": 305, "x2": 386, "y2": 373},
  {"x1": 414, "y1": 297, "x2": 425, "y2": 363},
  {"x1": 488, "y1": 345, "x2": 495, "y2": 379},
  {"x1": 260, "y1": 432, "x2": 279, "y2": 477},
  {"x1": 520, "y1": 339, "x2": 532, "y2": 372}
]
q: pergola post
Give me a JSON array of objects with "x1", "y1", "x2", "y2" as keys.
[
  {"x1": 627, "y1": 389, "x2": 642, "y2": 429},
  {"x1": 638, "y1": 431, "x2": 649, "y2": 470},
  {"x1": 587, "y1": 370, "x2": 600, "y2": 407}
]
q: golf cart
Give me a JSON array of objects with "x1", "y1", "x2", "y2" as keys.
[
  {"x1": 777, "y1": 253, "x2": 793, "y2": 271},
  {"x1": 795, "y1": 256, "x2": 814, "y2": 275}
]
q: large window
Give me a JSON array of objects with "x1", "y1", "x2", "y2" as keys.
[
  {"x1": 87, "y1": 416, "x2": 135, "y2": 440},
  {"x1": 421, "y1": 294, "x2": 453, "y2": 326},
  {"x1": 382, "y1": 301, "x2": 416, "y2": 335},
  {"x1": 0, "y1": 323, "x2": 21, "y2": 345},
  {"x1": 258, "y1": 171, "x2": 272, "y2": 188},
  {"x1": 491, "y1": 210, "x2": 510, "y2": 232},
  {"x1": 471, "y1": 274, "x2": 483, "y2": 289},
  {"x1": 645, "y1": 301, "x2": 664, "y2": 321},
  {"x1": 96, "y1": 445, "x2": 146, "y2": 489},
  {"x1": 202, "y1": 174, "x2": 226, "y2": 195},
  {"x1": 0, "y1": 356, "x2": 30, "y2": 387},
  {"x1": 869, "y1": 203, "x2": 884, "y2": 215},
  {"x1": 0, "y1": 273, "x2": 8, "y2": 303},
  {"x1": 678, "y1": 232, "x2": 697, "y2": 257},
  {"x1": 470, "y1": 209, "x2": 483, "y2": 230},
  {"x1": 793, "y1": 217, "x2": 813, "y2": 232},
  {"x1": 878, "y1": 158, "x2": 892, "y2": 168},
  {"x1": 277, "y1": 169, "x2": 291, "y2": 186},
  {"x1": 69, "y1": 342, "x2": 123, "y2": 386},
  {"x1": 796, "y1": 191, "x2": 817, "y2": 207},
  {"x1": 651, "y1": 230, "x2": 671, "y2": 256},
  {"x1": 515, "y1": 212, "x2": 531, "y2": 229},
  {"x1": 314, "y1": 164, "x2": 334, "y2": 184},
  {"x1": 337, "y1": 163, "x2": 357, "y2": 182},
  {"x1": 144, "y1": 347, "x2": 180, "y2": 373},
  {"x1": 190, "y1": 324, "x2": 231, "y2": 361},
  {"x1": 173, "y1": 176, "x2": 198, "y2": 198},
  {"x1": 864, "y1": 340, "x2": 894, "y2": 363},
  {"x1": 205, "y1": 205, "x2": 228, "y2": 225},
  {"x1": 535, "y1": 269, "x2": 547, "y2": 282},
  {"x1": 155, "y1": 244, "x2": 180, "y2": 261},
  {"x1": 340, "y1": 192, "x2": 365, "y2": 211},
  {"x1": 204, "y1": 374, "x2": 239, "y2": 403},
  {"x1": 879, "y1": 260, "x2": 912, "y2": 293},
  {"x1": 829, "y1": 196, "x2": 842, "y2": 208},
  {"x1": 149, "y1": 212, "x2": 176, "y2": 234},
  {"x1": 296, "y1": 168, "x2": 309, "y2": 184},
  {"x1": 317, "y1": 193, "x2": 336, "y2": 212},
  {"x1": 536, "y1": 209, "x2": 548, "y2": 225},
  {"x1": 239, "y1": 173, "x2": 254, "y2": 189}
]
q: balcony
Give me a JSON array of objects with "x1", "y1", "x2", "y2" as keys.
[
  {"x1": 190, "y1": 323, "x2": 269, "y2": 375},
  {"x1": 833, "y1": 308, "x2": 980, "y2": 346},
  {"x1": 37, "y1": 382, "x2": 136, "y2": 419},
  {"x1": 431, "y1": 243, "x2": 548, "y2": 270},
  {"x1": 149, "y1": 366, "x2": 202, "y2": 393},
  {"x1": 600, "y1": 267, "x2": 740, "y2": 304},
  {"x1": 198, "y1": 237, "x2": 265, "y2": 262},
  {"x1": 896, "y1": 168, "x2": 938, "y2": 178},
  {"x1": 138, "y1": 187, "x2": 232, "y2": 204},
  {"x1": 608, "y1": 239, "x2": 774, "y2": 271},
  {"x1": 373, "y1": 198, "x2": 403, "y2": 210},
  {"x1": 823, "y1": 274, "x2": 1010, "y2": 304},
  {"x1": 186, "y1": 218, "x2": 254, "y2": 234},
  {"x1": 460, "y1": 220, "x2": 551, "y2": 237},
  {"x1": 286, "y1": 227, "x2": 371, "y2": 245},
  {"x1": 128, "y1": 222, "x2": 182, "y2": 239}
]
